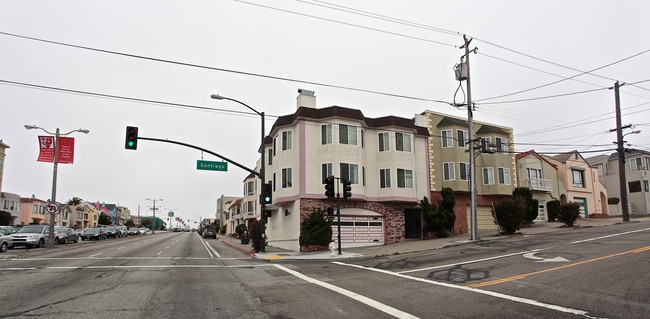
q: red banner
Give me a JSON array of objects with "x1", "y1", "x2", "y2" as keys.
[{"x1": 37, "y1": 136, "x2": 75, "y2": 164}]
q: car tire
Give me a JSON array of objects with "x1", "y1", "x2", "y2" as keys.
[
  {"x1": 74, "y1": 237, "x2": 79, "y2": 243},
  {"x1": 0, "y1": 242, "x2": 7, "y2": 253},
  {"x1": 64, "y1": 238, "x2": 69, "y2": 245},
  {"x1": 37, "y1": 239, "x2": 45, "y2": 248}
]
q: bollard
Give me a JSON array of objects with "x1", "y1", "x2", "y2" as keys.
[{"x1": 329, "y1": 241, "x2": 336, "y2": 257}]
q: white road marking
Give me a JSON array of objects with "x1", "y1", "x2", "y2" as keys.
[
  {"x1": 5, "y1": 257, "x2": 246, "y2": 261},
  {"x1": 117, "y1": 246, "x2": 125, "y2": 250},
  {"x1": 166, "y1": 246, "x2": 170, "y2": 249},
  {"x1": 522, "y1": 252, "x2": 569, "y2": 263},
  {"x1": 571, "y1": 227, "x2": 650, "y2": 244},
  {"x1": 89, "y1": 253, "x2": 103, "y2": 258},
  {"x1": 0, "y1": 267, "x2": 37, "y2": 270},
  {"x1": 274, "y1": 264, "x2": 420, "y2": 319},
  {"x1": 201, "y1": 240, "x2": 221, "y2": 258},
  {"x1": 2, "y1": 264, "x2": 274, "y2": 271},
  {"x1": 398, "y1": 250, "x2": 540, "y2": 274},
  {"x1": 334, "y1": 262, "x2": 603, "y2": 319},
  {"x1": 156, "y1": 251, "x2": 162, "y2": 256}
]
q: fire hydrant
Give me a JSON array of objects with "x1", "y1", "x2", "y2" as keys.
[{"x1": 329, "y1": 241, "x2": 336, "y2": 257}]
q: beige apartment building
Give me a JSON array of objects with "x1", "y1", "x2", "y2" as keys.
[{"x1": 516, "y1": 150, "x2": 563, "y2": 221}]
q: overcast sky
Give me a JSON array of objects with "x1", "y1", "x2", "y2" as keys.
[{"x1": 1, "y1": 1, "x2": 648, "y2": 225}]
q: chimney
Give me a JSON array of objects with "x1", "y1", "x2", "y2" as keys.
[{"x1": 297, "y1": 89, "x2": 316, "y2": 109}]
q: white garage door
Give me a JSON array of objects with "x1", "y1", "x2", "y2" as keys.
[{"x1": 332, "y1": 216, "x2": 384, "y2": 248}]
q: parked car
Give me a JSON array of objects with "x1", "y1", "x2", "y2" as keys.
[
  {"x1": 55, "y1": 227, "x2": 79, "y2": 244},
  {"x1": 127, "y1": 228, "x2": 141, "y2": 236},
  {"x1": 80, "y1": 228, "x2": 107, "y2": 241},
  {"x1": 0, "y1": 228, "x2": 14, "y2": 252},
  {"x1": 11, "y1": 225, "x2": 50, "y2": 248},
  {"x1": 139, "y1": 228, "x2": 150, "y2": 235},
  {"x1": 0, "y1": 226, "x2": 17, "y2": 235},
  {"x1": 202, "y1": 228, "x2": 217, "y2": 239},
  {"x1": 104, "y1": 226, "x2": 119, "y2": 238},
  {"x1": 117, "y1": 226, "x2": 129, "y2": 237}
]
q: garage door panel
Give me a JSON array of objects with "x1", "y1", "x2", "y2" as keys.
[{"x1": 332, "y1": 216, "x2": 384, "y2": 248}]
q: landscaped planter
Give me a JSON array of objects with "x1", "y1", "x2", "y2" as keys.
[{"x1": 301, "y1": 245, "x2": 328, "y2": 252}]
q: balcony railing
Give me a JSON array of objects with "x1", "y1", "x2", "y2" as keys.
[{"x1": 527, "y1": 178, "x2": 553, "y2": 192}]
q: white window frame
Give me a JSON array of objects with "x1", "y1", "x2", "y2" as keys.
[
  {"x1": 498, "y1": 167, "x2": 511, "y2": 185},
  {"x1": 282, "y1": 168, "x2": 293, "y2": 188},
  {"x1": 482, "y1": 167, "x2": 495, "y2": 185},
  {"x1": 322, "y1": 163, "x2": 333, "y2": 183},
  {"x1": 397, "y1": 168, "x2": 414, "y2": 188},
  {"x1": 395, "y1": 132, "x2": 412, "y2": 152},
  {"x1": 443, "y1": 162, "x2": 455, "y2": 181},
  {"x1": 496, "y1": 137, "x2": 507, "y2": 154},
  {"x1": 630, "y1": 157, "x2": 644, "y2": 171},
  {"x1": 459, "y1": 162, "x2": 469, "y2": 181},
  {"x1": 379, "y1": 168, "x2": 391, "y2": 188},
  {"x1": 441, "y1": 129, "x2": 453, "y2": 148},
  {"x1": 340, "y1": 163, "x2": 359, "y2": 184},
  {"x1": 457, "y1": 129, "x2": 469, "y2": 148},
  {"x1": 321, "y1": 124, "x2": 332, "y2": 145},
  {"x1": 339, "y1": 124, "x2": 358, "y2": 145},
  {"x1": 572, "y1": 169, "x2": 584, "y2": 188},
  {"x1": 282, "y1": 131, "x2": 292, "y2": 150},
  {"x1": 379, "y1": 132, "x2": 390, "y2": 152}
]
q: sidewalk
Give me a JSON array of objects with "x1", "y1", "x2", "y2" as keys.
[{"x1": 218, "y1": 216, "x2": 650, "y2": 261}]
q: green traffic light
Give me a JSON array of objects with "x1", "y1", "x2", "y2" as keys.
[
  {"x1": 264, "y1": 196, "x2": 271, "y2": 203},
  {"x1": 128, "y1": 141, "x2": 134, "y2": 147}
]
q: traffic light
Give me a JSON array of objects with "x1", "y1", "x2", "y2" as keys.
[
  {"x1": 326, "y1": 206, "x2": 335, "y2": 216},
  {"x1": 262, "y1": 182, "x2": 272, "y2": 205},
  {"x1": 342, "y1": 178, "x2": 352, "y2": 199},
  {"x1": 125, "y1": 126, "x2": 138, "y2": 150},
  {"x1": 324, "y1": 176, "x2": 335, "y2": 199},
  {"x1": 264, "y1": 210, "x2": 272, "y2": 218}
]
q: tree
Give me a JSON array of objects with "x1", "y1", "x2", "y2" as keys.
[
  {"x1": 124, "y1": 219, "x2": 135, "y2": 228},
  {"x1": 421, "y1": 197, "x2": 449, "y2": 237},
  {"x1": 141, "y1": 217, "x2": 153, "y2": 228},
  {"x1": 98, "y1": 213, "x2": 111, "y2": 225},
  {"x1": 439, "y1": 187, "x2": 456, "y2": 232},
  {"x1": 299, "y1": 209, "x2": 333, "y2": 247},
  {"x1": 513, "y1": 187, "x2": 538, "y2": 224},
  {"x1": 66, "y1": 197, "x2": 83, "y2": 205},
  {"x1": 0, "y1": 211, "x2": 11, "y2": 226}
]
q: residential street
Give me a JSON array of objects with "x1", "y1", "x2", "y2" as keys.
[{"x1": 1, "y1": 223, "x2": 649, "y2": 319}]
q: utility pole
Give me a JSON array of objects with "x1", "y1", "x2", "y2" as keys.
[
  {"x1": 613, "y1": 81, "x2": 630, "y2": 222},
  {"x1": 460, "y1": 34, "x2": 479, "y2": 240}
]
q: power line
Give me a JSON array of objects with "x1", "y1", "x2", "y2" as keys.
[
  {"x1": 0, "y1": 31, "x2": 452, "y2": 105},
  {"x1": 475, "y1": 87, "x2": 608, "y2": 105}
]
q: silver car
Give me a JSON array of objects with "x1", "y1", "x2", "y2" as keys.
[
  {"x1": 0, "y1": 228, "x2": 14, "y2": 253},
  {"x1": 11, "y1": 225, "x2": 50, "y2": 248}
]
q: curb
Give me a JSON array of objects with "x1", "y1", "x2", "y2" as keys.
[{"x1": 219, "y1": 238, "x2": 257, "y2": 258}]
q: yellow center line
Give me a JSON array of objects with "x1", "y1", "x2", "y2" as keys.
[{"x1": 468, "y1": 245, "x2": 650, "y2": 288}]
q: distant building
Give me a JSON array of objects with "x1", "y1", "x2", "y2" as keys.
[
  {"x1": 0, "y1": 140, "x2": 9, "y2": 195},
  {"x1": 1, "y1": 192, "x2": 21, "y2": 226},
  {"x1": 516, "y1": 150, "x2": 563, "y2": 221},
  {"x1": 587, "y1": 149, "x2": 650, "y2": 215}
]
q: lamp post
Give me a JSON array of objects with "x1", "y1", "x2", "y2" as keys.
[
  {"x1": 211, "y1": 94, "x2": 266, "y2": 252},
  {"x1": 24, "y1": 125, "x2": 89, "y2": 248},
  {"x1": 146, "y1": 198, "x2": 162, "y2": 234}
]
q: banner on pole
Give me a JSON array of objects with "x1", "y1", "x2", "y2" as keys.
[{"x1": 37, "y1": 136, "x2": 75, "y2": 164}]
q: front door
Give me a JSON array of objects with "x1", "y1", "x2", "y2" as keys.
[
  {"x1": 574, "y1": 197, "x2": 588, "y2": 218},
  {"x1": 404, "y1": 208, "x2": 421, "y2": 239}
]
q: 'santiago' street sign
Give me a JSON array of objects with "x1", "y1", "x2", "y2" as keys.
[{"x1": 197, "y1": 160, "x2": 228, "y2": 172}]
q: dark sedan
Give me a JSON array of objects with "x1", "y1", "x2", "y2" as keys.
[
  {"x1": 80, "y1": 228, "x2": 107, "y2": 241},
  {"x1": 55, "y1": 227, "x2": 79, "y2": 244},
  {"x1": 202, "y1": 228, "x2": 217, "y2": 239}
]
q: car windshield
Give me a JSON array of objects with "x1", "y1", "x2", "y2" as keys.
[
  {"x1": 56, "y1": 228, "x2": 68, "y2": 234},
  {"x1": 84, "y1": 228, "x2": 100, "y2": 234},
  {"x1": 16, "y1": 226, "x2": 46, "y2": 233}
]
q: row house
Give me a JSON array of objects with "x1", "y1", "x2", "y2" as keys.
[
  {"x1": 587, "y1": 149, "x2": 649, "y2": 215},
  {"x1": 61, "y1": 201, "x2": 99, "y2": 228},
  {"x1": 19, "y1": 195, "x2": 48, "y2": 225},
  {"x1": 515, "y1": 150, "x2": 562, "y2": 221},
  {"x1": 217, "y1": 195, "x2": 240, "y2": 229},
  {"x1": 225, "y1": 198, "x2": 243, "y2": 235},
  {"x1": 422, "y1": 111, "x2": 516, "y2": 234},
  {"x1": 543, "y1": 151, "x2": 608, "y2": 217},
  {"x1": 263, "y1": 90, "x2": 430, "y2": 251},
  {"x1": 1, "y1": 192, "x2": 21, "y2": 226}
]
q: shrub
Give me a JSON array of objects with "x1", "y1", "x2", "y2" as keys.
[
  {"x1": 557, "y1": 202, "x2": 581, "y2": 227},
  {"x1": 547, "y1": 200, "x2": 560, "y2": 221},
  {"x1": 235, "y1": 224, "x2": 247, "y2": 238},
  {"x1": 0, "y1": 211, "x2": 11, "y2": 226},
  {"x1": 492, "y1": 198, "x2": 526, "y2": 234},
  {"x1": 248, "y1": 219, "x2": 267, "y2": 252},
  {"x1": 299, "y1": 209, "x2": 333, "y2": 247},
  {"x1": 219, "y1": 224, "x2": 227, "y2": 235},
  {"x1": 421, "y1": 196, "x2": 450, "y2": 238},
  {"x1": 607, "y1": 197, "x2": 620, "y2": 205}
]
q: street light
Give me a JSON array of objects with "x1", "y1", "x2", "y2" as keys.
[
  {"x1": 210, "y1": 94, "x2": 266, "y2": 252},
  {"x1": 24, "y1": 125, "x2": 89, "y2": 248},
  {"x1": 146, "y1": 198, "x2": 162, "y2": 234}
]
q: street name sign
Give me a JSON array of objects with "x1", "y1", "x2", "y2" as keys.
[{"x1": 197, "y1": 160, "x2": 228, "y2": 172}]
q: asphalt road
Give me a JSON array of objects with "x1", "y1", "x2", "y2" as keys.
[{"x1": 1, "y1": 224, "x2": 649, "y2": 319}]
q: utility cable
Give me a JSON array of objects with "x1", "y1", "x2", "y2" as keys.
[{"x1": 0, "y1": 31, "x2": 452, "y2": 105}]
